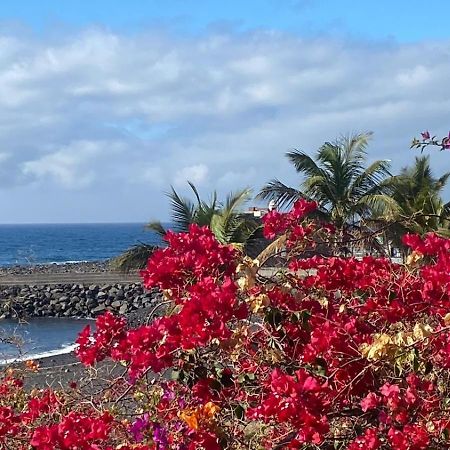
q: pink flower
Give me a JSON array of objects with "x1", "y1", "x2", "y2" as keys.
[
  {"x1": 443, "y1": 132, "x2": 450, "y2": 149},
  {"x1": 361, "y1": 392, "x2": 380, "y2": 412}
]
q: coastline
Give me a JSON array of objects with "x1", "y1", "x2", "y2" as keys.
[
  {"x1": 1, "y1": 343, "x2": 78, "y2": 366},
  {"x1": 0, "y1": 261, "x2": 159, "y2": 319},
  {"x1": 0, "y1": 262, "x2": 163, "y2": 389},
  {"x1": 5, "y1": 305, "x2": 162, "y2": 389},
  {"x1": 0, "y1": 261, "x2": 111, "y2": 276}
]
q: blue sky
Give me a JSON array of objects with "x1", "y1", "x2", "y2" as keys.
[
  {"x1": 0, "y1": 1, "x2": 449, "y2": 223},
  {"x1": 2, "y1": 0, "x2": 450, "y2": 41}
]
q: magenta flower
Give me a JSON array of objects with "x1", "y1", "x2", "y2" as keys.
[
  {"x1": 421, "y1": 130, "x2": 431, "y2": 140},
  {"x1": 130, "y1": 413, "x2": 150, "y2": 442},
  {"x1": 161, "y1": 383, "x2": 175, "y2": 402},
  {"x1": 153, "y1": 423, "x2": 168, "y2": 448},
  {"x1": 442, "y1": 132, "x2": 450, "y2": 149}
]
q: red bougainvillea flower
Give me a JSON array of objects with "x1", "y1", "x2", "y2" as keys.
[{"x1": 51, "y1": 196, "x2": 450, "y2": 448}]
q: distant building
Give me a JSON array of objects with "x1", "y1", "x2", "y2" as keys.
[{"x1": 244, "y1": 206, "x2": 270, "y2": 218}]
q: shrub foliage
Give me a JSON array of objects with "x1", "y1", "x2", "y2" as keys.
[{"x1": 1, "y1": 199, "x2": 450, "y2": 449}]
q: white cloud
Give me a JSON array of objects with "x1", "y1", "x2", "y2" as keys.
[
  {"x1": 0, "y1": 27, "x2": 447, "y2": 221},
  {"x1": 22, "y1": 140, "x2": 118, "y2": 189},
  {"x1": 174, "y1": 164, "x2": 209, "y2": 187},
  {"x1": 396, "y1": 65, "x2": 431, "y2": 88},
  {"x1": 140, "y1": 166, "x2": 164, "y2": 186}
]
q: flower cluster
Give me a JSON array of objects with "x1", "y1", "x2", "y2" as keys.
[
  {"x1": 411, "y1": 130, "x2": 450, "y2": 151},
  {"x1": 141, "y1": 223, "x2": 239, "y2": 296},
  {"x1": 2, "y1": 199, "x2": 450, "y2": 449},
  {"x1": 31, "y1": 412, "x2": 113, "y2": 450},
  {"x1": 76, "y1": 310, "x2": 127, "y2": 365},
  {"x1": 262, "y1": 199, "x2": 318, "y2": 240},
  {"x1": 76, "y1": 224, "x2": 246, "y2": 381}
]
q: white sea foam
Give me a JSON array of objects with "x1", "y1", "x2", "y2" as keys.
[
  {"x1": 38, "y1": 260, "x2": 97, "y2": 265},
  {"x1": 0, "y1": 344, "x2": 78, "y2": 365}
]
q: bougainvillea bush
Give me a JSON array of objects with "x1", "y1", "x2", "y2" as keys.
[{"x1": 1, "y1": 199, "x2": 450, "y2": 449}]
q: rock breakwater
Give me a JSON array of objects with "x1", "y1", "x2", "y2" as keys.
[
  {"x1": 0, "y1": 283, "x2": 162, "y2": 320},
  {"x1": 0, "y1": 261, "x2": 111, "y2": 277}
]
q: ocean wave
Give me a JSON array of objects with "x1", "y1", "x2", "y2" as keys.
[
  {"x1": 0, "y1": 343, "x2": 78, "y2": 365},
  {"x1": 38, "y1": 260, "x2": 93, "y2": 265}
]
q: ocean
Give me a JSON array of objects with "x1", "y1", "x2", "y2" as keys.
[
  {"x1": 0, "y1": 318, "x2": 94, "y2": 363},
  {"x1": 0, "y1": 223, "x2": 165, "y2": 266}
]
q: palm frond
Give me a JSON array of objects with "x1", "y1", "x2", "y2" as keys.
[
  {"x1": 341, "y1": 132, "x2": 372, "y2": 160},
  {"x1": 110, "y1": 243, "x2": 156, "y2": 273},
  {"x1": 168, "y1": 186, "x2": 195, "y2": 232},
  {"x1": 350, "y1": 160, "x2": 392, "y2": 199},
  {"x1": 256, "y1": 234, "x2": 288, "y2": 266},
  {"x1": 187, "y1": 181, "x2": 202, "y2": 206},
  {"x1": 228, "y1": 217, "x2": 261, "y2": 247},
  {"x1": 383, "y1": 156, "x2": 450, "y2": 237},
  {"x1": 301, "y1": 174, "x2": 335, "y2": 208},
  {"x1": 435, "y1": 227, "x2": 450, "y2": 238},
  {"x1": 210, "y1": 214, "x2": 228, "y2": 244},
  {"x1": 224, "y1": 188, "x2": 252, "y2": 213},
  {"x1": 210, "y1": 188, "x2": 258, "y2": 245},
  {"x1": 286, "y1": 150, "x2": 323, "y2": 178},
  {"x1": 220, "y1": 189, "x2": 253, "y2": 240},
  {"x1": 437, "y1": 172, "x2": 450, "y2": 190},
  {"x1": 355, "y1": 194, "x2": 402, "y2": 221},
  {"x1": 257, "y1": 179, "x2": 305, "y2": 209},
  {"x1": 145, "y1": 221, "x2": 167, "y2": 238},
  {"x1": 116, "y1": 183, "x2": 264, "y2": 270}
]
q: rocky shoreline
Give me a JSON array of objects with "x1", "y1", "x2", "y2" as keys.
[
  {"x1": 0, "y1": 282, "x2": 163, "y2": 320},
  {"x1": 0, "y1": 261, "x2": 112, "y2": 276}
]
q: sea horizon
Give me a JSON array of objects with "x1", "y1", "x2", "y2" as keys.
[
  {"x1": 0, "y1": 221, "x2": 148, "y2": 226},
  {"x1": 0, "y1": 222, "x2": 166, "y2": 267}
]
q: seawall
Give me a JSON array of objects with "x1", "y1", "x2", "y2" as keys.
[{"x1": 0, "y1": 283, "x2": 162, "y2": 319}]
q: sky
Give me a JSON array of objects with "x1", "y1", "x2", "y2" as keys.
[{"x1": 0, "y1": 0, "x2": 449, "y2": 223}]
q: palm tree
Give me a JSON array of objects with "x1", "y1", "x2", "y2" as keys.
[
  {"x1": 111, "y1": 183, "x2": 261, "y2": 271},
  {"x1": 381, "y1": 156, "x2": 450, "y2": 249},
  {"x1": 259, "y1": 133, "x2": 396, "y2": 232}
]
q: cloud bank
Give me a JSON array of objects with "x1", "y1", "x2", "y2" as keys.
[{"x1": 0, "y1": 27, "x2": 449, "y2": 222}]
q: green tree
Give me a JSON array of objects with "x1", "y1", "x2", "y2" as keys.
[
  {"x1": 382, "y1": 155, "x2": 450, "y2": 249},
  {"x1": 112, "y1": 183, "x2": 261, "y2": 271},
  {"x1": 258, "y1": 133, "x2": 396, "y2": 232}
]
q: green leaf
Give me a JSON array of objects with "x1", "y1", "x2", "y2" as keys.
[
  {"x1": 265, "y1": 308, "x2": 283, "y2": 329},
  {"x1": 234, "y1": 404, "x2": 245, "y2": 420},
  {"x1": 171, "y1": 369, "x2": 184, "y2": 381},
  {"x1": 413, "y1": 348, "x2": 420, "y2": 372},
  {"x1": 292, "y1": 310, "x2": 311, "y2": 327}
]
